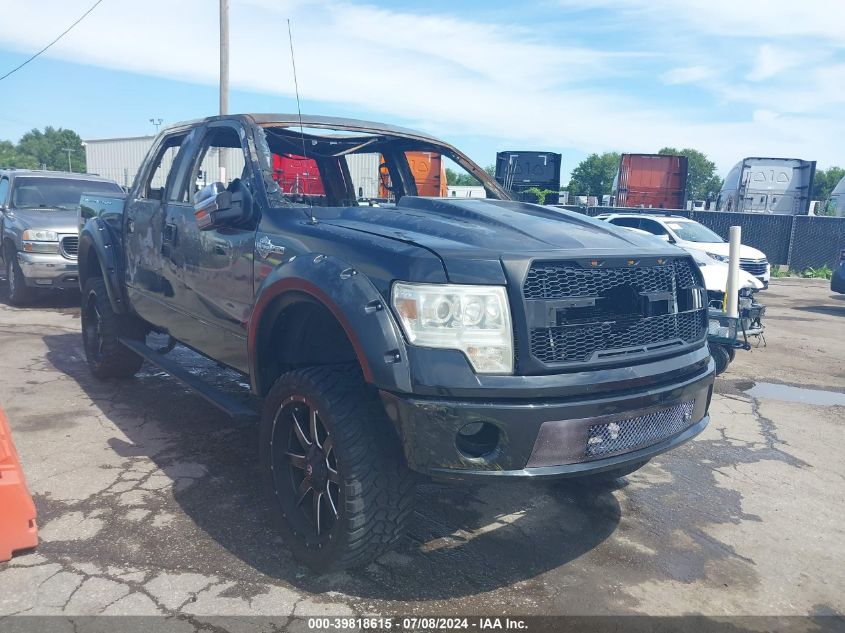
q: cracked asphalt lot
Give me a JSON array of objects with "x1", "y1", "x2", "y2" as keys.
[{"x1": 0, "y1": 279, "x2": 843, "y2": 625}]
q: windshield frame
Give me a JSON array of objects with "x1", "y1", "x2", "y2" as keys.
[
  {"x1": 11, "y1": 176, "x2": 123, "y2": 210},
  {"x1": 253, "y1": 122, "x2": 510, "y2": 208}
]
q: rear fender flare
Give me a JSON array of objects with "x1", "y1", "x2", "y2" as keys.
[
  {"x1": 248, "y1": 253, "x2": 411, "y2": 395},
  {"x1": 78, "y1": 218, "x2": 126, "y2": 313}
]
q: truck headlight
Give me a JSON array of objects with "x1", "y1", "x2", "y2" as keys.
[
  {"x1": 705, "y1": 252, "x2": 729, "y2": 263},
  {"x1": 391, "y1": 282, "x2": 514, "y2": 374},
  {"x1": 22, "y1": 230, "x2": 59, "y2": 242}
]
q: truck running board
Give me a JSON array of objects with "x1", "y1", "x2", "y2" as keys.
[{"x1": 119, "y1": 338, "x2": 259, "y2": 425}]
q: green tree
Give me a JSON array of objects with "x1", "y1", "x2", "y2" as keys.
[
  {"x1": 0, "y1": 140, "x2": 38, "y2": 169},
  {"x1": 16, "y1": 127, "x2": 86, "y2": 172},
  {"x1": 445, "y1": 167, "x2": 478, "y2": 186},
  {"x1": 566, "y1": 152, "x2": 620, "y2": 197},
  {"x1": 657, "y1": 147, "x2": 722, "y2": 201},
  {"x1": 812, "y1": 166, "x2": 845, "y2": 201}
]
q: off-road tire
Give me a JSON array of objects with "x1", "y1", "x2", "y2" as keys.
[
  {"x1": 709, "y1": 343, "x2": 731, "y2": 376},
  {"x1": 81, "y1": 277, "x2": 144, "y2": 379},
  {"x1": 6, "y1": 250, "x2": 34, "y2": 306},
  {"x1": 259, "y1": 365, "x2": 416, "y2": 572}
]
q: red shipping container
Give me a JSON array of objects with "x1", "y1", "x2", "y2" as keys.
[
  {"x1": 614, "y1": 154, "x2": 688, "y2": 209},
  {"x1": 271, "y1": 154, "x2": 325, "y2": 196}
]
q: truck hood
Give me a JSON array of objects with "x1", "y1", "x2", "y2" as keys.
[
  {"x1": 315, "y1": 197, "x2": 685, "y2": 281},
  {"x1": 8, "y1": 207, "x2": 79, "y2": 234}
]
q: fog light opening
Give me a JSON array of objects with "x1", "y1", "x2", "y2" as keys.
[{"x1": 455, "y1": 422, "x2": 500, "y2": 459}]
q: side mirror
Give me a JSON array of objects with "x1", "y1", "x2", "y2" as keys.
[
  {"x1": 193, "y1": 181, "x2": 252, "y2": 231},
  {"x1": 657, "y1": 233, "x2": 671, "y2": 242}
]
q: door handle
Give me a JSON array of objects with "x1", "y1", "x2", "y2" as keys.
[
  {"x1": 127, "y1": 219, "x2": 135, "y2": 234},
  {"x1": 163, "y1": 222, "x2": 177, "y2": 242},
  {"x1": 213, "y1": 240, "x2": 232, "y2": 256}
]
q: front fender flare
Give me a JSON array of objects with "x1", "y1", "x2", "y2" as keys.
[
  {"x1": 78, "y1": 218, "x2": 126, "y2": 313},
  {"x1": 248, "y1": 254, "x2": 412, "y2": 395}
]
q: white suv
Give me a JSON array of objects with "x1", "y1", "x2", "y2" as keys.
[{"x1": 597, "y1": 213, "x2": 771, "y2": 287}]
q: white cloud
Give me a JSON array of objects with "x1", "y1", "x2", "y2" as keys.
[
  {"x1": 661, "y1": 65, "x2": 714, "y2": 85},
  {"x1": 0, "y1": 0, "x2": 843, "y2": 173},
  {"x1": 746, "y1": 45, "x2": 801, "y2": 81}
]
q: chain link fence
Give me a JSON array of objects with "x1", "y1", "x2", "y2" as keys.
[{"x1": 555, "y1": 206, "x2": 845, "y2": 269}]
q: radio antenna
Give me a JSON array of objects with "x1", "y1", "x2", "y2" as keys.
[{"x1": 286, "y1": 18, "x2": 315, "y2": 224}]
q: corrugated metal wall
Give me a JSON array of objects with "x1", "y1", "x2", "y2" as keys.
[
  {"x1": 345, "y1": 153, "x2": 381, "y2": 199},
  {"x1": 85, "y1": 136, "x2": 155, "y2": 188}
]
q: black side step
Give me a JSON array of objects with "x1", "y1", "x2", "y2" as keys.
[{"x1": 119, "y1": 337, "x2": 259, "y2": 425}]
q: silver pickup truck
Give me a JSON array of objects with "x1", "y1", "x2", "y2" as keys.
[{"x1": 0, "y1": 169, "x2": 123, "y2": 305}]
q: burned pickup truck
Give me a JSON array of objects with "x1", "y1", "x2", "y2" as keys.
[{"x1": 77, "y1": 114, "x2": 714, "y2": 570}]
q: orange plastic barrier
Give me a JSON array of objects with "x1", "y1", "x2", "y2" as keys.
[{"x1": 0, "y1": 409, "x2": 38, "y2": 562}]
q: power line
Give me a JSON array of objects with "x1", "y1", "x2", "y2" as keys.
[{"x1": 0, "y1": 0, "x2": 106, "y2": 83}]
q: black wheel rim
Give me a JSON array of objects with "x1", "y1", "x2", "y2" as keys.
[
  {"x1": 82, "y1": 292, "x2": 104, "y2": 362},
  {"x1": 271, "y1": 396, "x2": 340, "y2": 541}
]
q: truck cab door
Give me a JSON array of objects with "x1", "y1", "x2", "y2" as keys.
[
  {"x1": 163, "y1": 122, "x2": 257, "y2": 372},
  {"x1": 124, "y1": 130, "x2": 198, "y2": 327}
]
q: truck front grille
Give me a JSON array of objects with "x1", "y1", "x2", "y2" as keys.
[
  {"x1": 585, "y1": 400, "x2": 696, "y2": 458},
  {"x1": 60, "y1": 236, "x2": 79, "y2": 259},
  {"x1": 530, "y1": 310, "x2": 706, "y2": 363},
  {"x1": 523, "y1": 259, "x2": 699, "y2": 300},
  {"x1": 522, "y1": 258, "x2": 706, "y2": 366},
  {"x1": 739, "y1": 258, "x2": 767, "y2": 277}
]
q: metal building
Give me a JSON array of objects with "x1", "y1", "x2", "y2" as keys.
[{"x1": 84, "y1": 136, "x2": 156, "y2": 188}]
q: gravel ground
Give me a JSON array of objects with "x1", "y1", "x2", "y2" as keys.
[{"x1": 0, "y1": 278, "x2": 842, "y2": 630}]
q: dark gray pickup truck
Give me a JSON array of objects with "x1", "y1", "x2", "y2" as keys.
[
  {"x1": 78, "y1": 114, "x2": 714, "y2": 570},
  {"x1": 0, "y1": 169, "x2": 123, "y2": 304}
]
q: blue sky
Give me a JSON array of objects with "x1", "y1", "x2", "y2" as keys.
[{"x1": 1, "y1": 0, "x2": 843, "y2": 182}]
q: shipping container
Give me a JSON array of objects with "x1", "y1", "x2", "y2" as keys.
[
  {"x1": 714, "y1": 157, "x2": 816, "y2": 215},
  {"x1": 378, "y1": 151, "x2": 447, "y2": 199},
  {"x1": 612, "y1": 154, "x2": 688, "y2": 209},
  {"x1": 495, "y1": 151, "x2": 562, "y2": 204},
  {"x1": 271, "y1": 154, "x2": 325, "y2": 195}
]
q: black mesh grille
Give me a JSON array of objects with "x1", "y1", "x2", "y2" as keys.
[
  {"x1": 524, "y1": 259, "x2": 699, "y2": 300},
  {"x1": 585, "y1": 400, "x2": 696, "y2": 458},
  {"x1": 523, "y1": 258, "x2": 705, "y2": 365},
  {"x1": 530, "y1": 310, "x2": 706, "y2": 363}
]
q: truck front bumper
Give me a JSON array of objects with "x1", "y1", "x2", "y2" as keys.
[
  {"x1": 380, "y1": 359, "x2": 714, "y2": 480},
  {"x1": 17, "y1": 253, "x2": 79, "y2": 289}
]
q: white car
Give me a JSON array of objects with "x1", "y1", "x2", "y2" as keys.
[
  {"x1": 612, "y1": 226, "x2": 763, "y2": 298},
  {"x1": 597, "y1": 213, "x2": 771, "y2": 287}
]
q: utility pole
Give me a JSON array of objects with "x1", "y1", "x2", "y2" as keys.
[
  {"x1": 149, "y1": 117, "x2": 163, "y2": 133},
  {"x1": 62, "y1": 147, "x2": 74, "y2": 172},
  {"x1": 219, "y1": 0, "x2": 229, "y2": 115}
]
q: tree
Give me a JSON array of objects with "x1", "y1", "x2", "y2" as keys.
[
  {"x1": 445, "y1": 167, "x2": 478, "y2": 186},
  {"x1": 16, "y1": 127, "x2": 86, "y2": 172},
  {"x1": 812, "y1": 166, "x2": 845, "y2": 201},
  {"x1": 657, "y1": 147, "x2": 722, "y2": 201},
  {"x1": 566, "y1": 152, "x2": 620, "y2": 197},
  {"x1": 0, "y1": 141, "x2": 38, "y2": 169}
]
